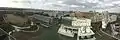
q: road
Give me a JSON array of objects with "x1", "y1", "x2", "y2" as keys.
[{"x1": 92, "y1": 21, "x2": 117, "y2": 40}]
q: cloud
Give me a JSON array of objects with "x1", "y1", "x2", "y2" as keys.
[
  {"x1": 1, "y1": 0, "x2": 120, "y2": 12},
  {"x1": 112, "y1": 1, "x2": 120, "y2": 4},
  {"x1": 70, "y1": 5, "x2": 80, "y2": 7},
  {"x1": 37, "y1": 0, "x2": 120, "y2": 11},
  {"x1": 57, "y1": 1, "x2": 64, "y2": 4}
]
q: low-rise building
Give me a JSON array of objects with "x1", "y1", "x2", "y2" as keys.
[
  {"x1": 58, "y1": 17, "x2": 95, "y2": 40},
  {"x1": 29, "y1": 14, "x2": 54, "y2": 27}
]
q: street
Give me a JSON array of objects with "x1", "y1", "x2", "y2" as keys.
[{"x1": 92, "y1": 21, "x2": 117, "y2": 40}]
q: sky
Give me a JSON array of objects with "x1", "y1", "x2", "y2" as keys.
[{"x1": 0, "y1": 0, "x2": 120, "y2": 12}]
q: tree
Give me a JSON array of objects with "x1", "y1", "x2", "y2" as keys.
[{"x1": 89, "y1": 11, "x2": 93, "y2": 13}]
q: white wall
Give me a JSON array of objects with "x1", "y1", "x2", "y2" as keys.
[
  {"x1": 109, "y1": 15, "x2": 117, "y2": 22},
  {"x1": 72, "y1": 18, "x2": 91, "y2": 26}
]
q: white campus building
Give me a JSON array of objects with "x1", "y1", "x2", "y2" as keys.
[{"x1": 58, "y1": 17, "x2": 95, "y2": 40}]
